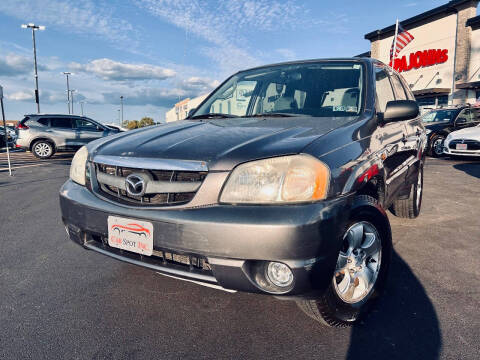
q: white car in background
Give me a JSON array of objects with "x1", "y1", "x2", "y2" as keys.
[{"x1": 443, "y1": 124, "x2": 480, "y2": 157}]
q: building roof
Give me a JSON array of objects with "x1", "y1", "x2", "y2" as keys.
[
  {"x1": 466, "y1": 14, "x2": 480, "y2": 29},
  {"x1": 412, "y1": 88, "x2": 451, "y2": 97},
  {"x1": 355, "y1": 51, "x2": 371, "y2": 58},
  {"x1": 364, "y1": 0, "x2": 477, "y2": 41},
  {"x1": 456, "y1": 80, "x2": 480, "y2": 89}
]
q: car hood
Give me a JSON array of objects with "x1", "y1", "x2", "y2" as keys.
[
  {"x1": 448, "y1": 126, "x2": 480, "y2": 140},
  {"x1": 89, "y1": 117, "x2": 353, "y2": 171}
]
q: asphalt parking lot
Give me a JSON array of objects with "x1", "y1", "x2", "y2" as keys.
[{"x1": 1, "y1": 151, "x2": 479, "y2": 359}]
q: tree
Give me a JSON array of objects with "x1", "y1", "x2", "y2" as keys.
[
  {"x1": 139, "y1": 117, "x2": 155, "y2": 127},
  {"x1": 125, "y1": 120, "x2": 139, "y2": 130}
]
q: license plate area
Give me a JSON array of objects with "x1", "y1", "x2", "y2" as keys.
[
  {"x1": 456, "y1": 143, "x2": 468, "y2": 150},
  {"x1": 108, "y1": 216, "x2": 153, "y2": 256}
]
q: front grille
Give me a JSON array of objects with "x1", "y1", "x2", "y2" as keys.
[
  {"x1": 449, "y1": 139, "x2": 480, "y2": 150},
  {"x1": 94, "y1": 163, "x2": 207, "y2": 207}
]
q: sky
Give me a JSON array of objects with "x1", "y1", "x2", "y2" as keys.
[{"x1": 0, "y1": 0, "x2": 454, "y2": 123}]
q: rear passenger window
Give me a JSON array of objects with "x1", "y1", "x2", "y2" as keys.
[
  {"x1": 50, "y1": 118, "x2": 73, "y2": 129},
  {"x1": 375, "y1": 67, "x2": 395, "y2": 112},
  {"x1": 37, "y1": 118, "x2": 49, "y2": 126},
  {"x1": 391, "y1": 74, "x2": 408, "y2": 100}
]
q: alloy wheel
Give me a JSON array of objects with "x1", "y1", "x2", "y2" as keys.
[
  {"x1": 34, "y1": 142, "x2": 52, "y2": 157},
  {"x1": 333, "y1": 221, "x2": 382, "y2": 304},
  {"x1": 433, "y1": 138, "x2": 444, "y2": 156}
]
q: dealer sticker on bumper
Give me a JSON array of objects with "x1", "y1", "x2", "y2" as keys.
[{"x1": 107, "y1": 216, "x2": 154, "y2": 256}]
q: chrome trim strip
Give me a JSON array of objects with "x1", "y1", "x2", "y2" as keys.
[
  {"x1": 155, "y1": 272, "x2": 236, "y2": 293},
  {"x1": 84, "y1": 241, "x2": 218, "y2": 283},
  {"x1": 93, "y1": 155, "x2": 208, "y2": 172},
  {"x1": 96, "y1": 172, "x2": 201, "y2": 193}
]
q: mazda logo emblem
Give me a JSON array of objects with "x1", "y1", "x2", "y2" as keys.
[{"x1": 125, "y1": 174, "x2": 146, "y2": 196}]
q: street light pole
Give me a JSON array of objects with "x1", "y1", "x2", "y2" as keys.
[
  {"x1": 63, "y1": 72, "x2": 71, "y2": 114},
  {"x1": 22, "y1": 23, "x2": 45, "y2": 114},
  {"x1": 70, "y1": 89, "x2": 76, "y2": 114},
  {"x1": 80, "y1": 101, "x2": 85, "y2": 116},
  {"x1": 120, "y1": 96, "x2": 124, "y2": 126}
]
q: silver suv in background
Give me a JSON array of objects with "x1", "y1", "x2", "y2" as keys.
[{"x1": 16, "y1": 114, "x2": 119, "y2": 159}]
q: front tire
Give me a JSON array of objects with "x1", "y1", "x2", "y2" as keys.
[
  {"x1": 32, "y1": 140, "x2": 54, "y2": 159},
  {"x1": 297, "y1": 198, "x2": 392, "y2": 327},
  {"x1": 429, "y1": 135, "x2": 445, "y2": 157},
  {"x1": 390, "y1": 164, "x2": 423, "y2": 219}
]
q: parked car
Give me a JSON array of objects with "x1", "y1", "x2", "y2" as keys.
[
  {"x1": 104, "y1": 123, "x2": 128, "y2": 132},
  {"x1": 0, "y1": 126, "x2": 15, "y2": 148},
  {"x1": 0, "y1": 128, "x2": 13, "y2": 148},
  {"x1": 421, "y1": 105, "x2": 480, "y2": 157},
  {"x1": 60, "y1": 58, "x2": 426, "y2": 327},
  {"x1": 16, "y1": 114, "x2": 120, "y2": 159},
  {"x1": 443, "y1": 123, "x2": 480, "y2": 157}
]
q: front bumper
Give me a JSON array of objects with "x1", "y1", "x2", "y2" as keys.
[
  {"x1": 443, "y1": 145, "x2": 480, "y2": 157},
  {"x1": 60, "y1": 180, "x2": 353, "y2": 298}
]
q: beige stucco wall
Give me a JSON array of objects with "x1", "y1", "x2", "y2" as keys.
[
  {"x1": 165, "y1": 94, "x2": 209, "y2": 123},
  {"x1": 374, "y1": 14, "x2": 457, "y2": 94}
]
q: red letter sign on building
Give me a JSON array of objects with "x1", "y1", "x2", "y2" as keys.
[{"x1": 389, "y1": 49, "x2": 448, "y2": 72}]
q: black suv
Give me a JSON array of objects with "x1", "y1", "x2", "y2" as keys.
[
  {"x1": 421, "y1": 105, "x2": 480, "y2": 157},
  {"x1": 60, "y1": 58, "x2": 426, "y2": 327}
]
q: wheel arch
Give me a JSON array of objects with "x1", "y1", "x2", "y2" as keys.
[
  {"x1": 349, "y1": 195, "x2": 392, "y2": 246},
  {"x1": 29, "y1": 137, "x2": 57, "y2": 151}
]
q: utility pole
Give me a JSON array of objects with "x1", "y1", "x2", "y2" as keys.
[
  {"x1": 120, "y1": 96, "x2": 124, "y2": 126},
  {"x1": 62, "y1": 72, "x2": 72, "y2": 114},
  {"x1": 80, "y1": 101, "x2": 85, "y2": 116},
  {"x1": 21, "y1": 23, "x2": 45, "y2": 113},
  {"x1": 69, "y1": 90, "x2": 76, "y2": 114},
  {"x1": 0, "y1": 85, "x2": 12, "y2": 175}
]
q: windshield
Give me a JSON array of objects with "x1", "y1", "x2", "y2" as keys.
[
  {"x1": 421, "y1": 109, "x2": 459, "y2": 123},
  {"x1": 192, "y1": 61, "x2": 364, "y2": 119}
]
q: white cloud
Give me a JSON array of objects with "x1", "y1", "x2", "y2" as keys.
[
  {"x1": 181, "y1": 77, "x2": 219, "y2": 90},
  {"x1": 6, "y1": 90, "x2": 33, "y2": 101},
  {"x1": 70, "y1": 58, "x2": 176, "y2": 81},
  {"x1": 0, "y1": 0, "x2": 136, "y2": 47},
  {"x1": 0, "y1": 53, "x2": 39, "y2": 76},
  {"x1": 134, "y1": 0, "x2": 328, "y2": 74}
]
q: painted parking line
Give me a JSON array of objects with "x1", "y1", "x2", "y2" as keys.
[{"x1": 0, "y1": 163, "x2": 47, "y2": 171}]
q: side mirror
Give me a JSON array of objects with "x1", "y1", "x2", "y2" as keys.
[
  {"x1": 187, "y1": 108, "x2": 196, "y2": 118},
  {"x1": 382, "y1": 100, "x2": 419, "y2": 123},
  {"x1": 455, "y1": 118, "x2": 467, "y2": 126}
]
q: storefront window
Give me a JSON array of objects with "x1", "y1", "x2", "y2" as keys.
[{"x1": 416, "y1": 95, "x2": 448, "y2": 108}]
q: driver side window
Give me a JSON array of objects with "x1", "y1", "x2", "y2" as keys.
[
  {"x1": 375, "y1": 68, "x2": 395, "y2": 112},
  {"x1": 76, "y1": 119, "x2": 102, "y2": 131},
  {"x1": 456, "y1": 109, "x2": 473, "y2": 126}
]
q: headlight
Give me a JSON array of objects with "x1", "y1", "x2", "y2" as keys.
[
  {"x1": 70, "y1": 146, "x2": 88, "y2": 186},
  {"x1": 220, "y1": 154, "x2": 330, "y2": 204},
  {"x1": 425, "y1": 129, "x2": 432, "y2": 135}
]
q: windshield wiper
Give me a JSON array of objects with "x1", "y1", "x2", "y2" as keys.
[
  {"x1": 190, "y1": 113, "x2": 239, "y2": 120},
  {"x1": 245, "y1": 113, "x2": 297, "y2": 118}
]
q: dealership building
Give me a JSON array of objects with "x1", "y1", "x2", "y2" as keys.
[{"x1": 364, "y1": 0, "x2": 480, "y2": 110}]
